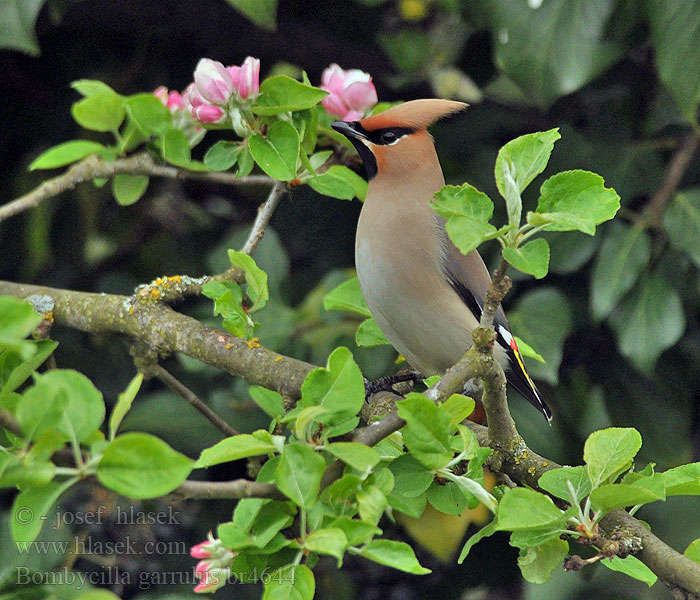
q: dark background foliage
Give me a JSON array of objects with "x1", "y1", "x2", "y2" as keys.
[{"x1": 1, "y1": 0, "x2": 699, "y2": 598}]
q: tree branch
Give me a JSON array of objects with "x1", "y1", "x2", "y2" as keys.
[
  {"x1": 0, "y1": 151, "x2": 274, "y2": 224},
  {"x1": 241, "y1": 181, "x2": 287, "y2": 255},
  {"x1": 152, "y1": 364, "x2": 240, "y2": 437},
  {"x1": 0, "y1": 281, "x2": 313, "y2": 398},
  {"x1": 166, "y1": 479, "x2": 284, "y2": 501}
]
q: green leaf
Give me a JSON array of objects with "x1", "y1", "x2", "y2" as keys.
[
  {"x1": 299, "y1": 347, "x2": 365, "y2": 425},
  {"x1": 225, "y1": 0, "x2": 278, "y2": 30},
  {"x1": 125, "y1": 93, "x2": 173, "y2": 135},
  {"x1": 326, "y1": 442, "x2": 381, "y2": 472},
  {"x1": 329, "y1": 517, "x2": 381, "y2": 546},
  {"x1": 0, "y1": 297, "x2": 42, "y2": 348},
  {"x1": 253, "y1": 76, "x2": 328, "y2": 115},
  {"x1": 305, "y1": 528, "x2": 348, "y2": 566},
  {"x1": 589, "y1": 482, "x2": 665, "y2": 513},
  {"x1": 584, "y1": 427, "x2": 642, "y2": 487},
  {"x1": 17, "y1": 370, "x2": 105, "y2": 442},
  {"x1": 161, "y1": 128, "x2": 192, "y2": 167},
  {"x1": 440, "y1": 394, "x2": 475, "y2": 431},
  {"x1": 220, "y1": 502, "x2": 294, "y2": 550},
  {"x1": 0, "y1": 0, "x2": 45, "y2": 56},
  {"x1": 274, "y1": 443, "x2": 326, "y2": 508},
  {"x1": 648, "y1": 0, "x2": 700, "y2": 124},
  {"x1": 458, "y1": 519, "x2": 498, "y2": 563},
  {"x1": 359, "y1": 539, "x2": 431, "y2": 574},
  {"x1": 502, "y1": 238, "x2": 550, "y2": 279},
  {"x1": 108, "y1": 373, "x2": 142, "y2": 440},
  {"x1": 602, "y1": 555, "x2": 657, "y2": 586},
  {"x1": 510, "y1": 527, "x2": 565, "y2": 549},
  {"x1": 685, "y1": 539, "x2": 700, "y2": 565},
  {"x1": 111, "y1": 174, "x2": 149, "y2": 206},
  {"x1": 237, "y1": 146, "x2": 254, "y2": 177},
  {"x1": 202, "y1": 280, "x2": 254, "y2": 339},
  {"x1": 29, "y1": 140, "x2": 106, "y2": 170},
  {"x1": 397, "y1": 393, "x2": 453, "y2": 470},
  {"x1": 196, "y1": 432, "x2": 279, "y2": 468},
  {"x1": 427, "y1": 480, "x2": 469, "y2": 516},
  {"x1": 11, "y1": 478, "x2": 77, "y2": 543},
  {"x1": 662, "y1": 463, "x2": 700, "y2": 495},
  {"x1": 496, "y1": 488, "x2": 566, "y2": 531},
  {"x1": 512, "y1": 336, "x2": 545, "y2": 363},
  {"x1": 507, "y1": 287, "x2": 573, "y2": 384},
  {"x1": 71, "y1": 79, "x2": 117, "y2": 97},
  {"x1": 591, "y1": 223, "x2": 651, "y2": 320},
  {"x1": 477, "y1": 1, "x2": 624, "y2": 107},
  {"x1": 609, "y1": 271, "x2": 685, "y2": 372},
  {"x1": 308, "y1": 172, "x2": 356, "y2": 200},
  {"x1": 357, "y1": 484, "x2": 388, "y2": 524},
  {"x1": 228, "y1": 250, "x2": 269, "y2": 312},
  {"x1": 495, "y1": 129, "x2": 561, "y2": 198},
  {"x1": 324, "y1": 277, "x2": 371, "y2": 317},
  {"x1": 538, "y1": 466, "x2": 592, "y2": 504},
  {"x1": 327, "y1": 165, "x2": 367, "y2": 201},
  {"x1": 249, "y1": 120, "x2": 300, "y2": 181},
  {"x1": 664, "y1": 189, "x2": 700, "y2": 268},
  {"x1": 97, "y1": 432, "x2": 193, "y2": 498},
  {"x1": 71, "y1": 93, "x2": 125, "y2": 132},
  {"x1": 204, "y1": 140, "x2": 242, "y2": 171},
  {"x1": 388, "y1": 454, "x2": 434, "y2": 499},
  {"x1": 517, "y1": 538, "x2": 569, "y2": 584},
  {"x1": 532, "y1": 170, "x2": 620, "y2": 235},
  {"x1": 1, "y1": 339, "x2": 57, "y2": 395},
  {"x1": 262, "y1": 564, "x2": 315, "y2": 600},
  {"x1": 249, "y1": 386, "x2": 285, "y2": 419},
  {"x1": 356, "y1": 317, "x2": 391, "y2": 347}
]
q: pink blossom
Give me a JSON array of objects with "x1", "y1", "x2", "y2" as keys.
[
  {"x1": 190, "y1": 540, "x2": 214, "y2": 559},
  {"x1": 191, "y1": 103, "x2": 225, "y2": 124},
  {"x1": 226, "y1": 56, "x2": 261, "y2": 100},
  {"x1": 154, "y1": 87, "x2": 185, "y2": 113},
  {"x1": 194, "y1": 58, "x2": 235, "y2": 105},
  {"x1": 194, "y1": 567, "x2": 229, "y2": 594},
  {"x1": 320, "y1": 63, "x2": 377, "y2": 120}
]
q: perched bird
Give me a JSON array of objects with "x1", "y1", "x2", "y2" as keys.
[{"x1": 332, "y1": 99, "x2": 551, "y2": 421}]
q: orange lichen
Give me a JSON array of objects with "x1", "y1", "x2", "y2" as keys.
[{"x1": 247, "y1": 337, "x2": 261, "y2": 349}]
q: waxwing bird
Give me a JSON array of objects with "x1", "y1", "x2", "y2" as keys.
[{"x1": 332, "y1": 99, "x2": 552, "y2": 421}]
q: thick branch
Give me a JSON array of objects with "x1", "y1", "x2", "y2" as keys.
[
  {"x1": 167, "y1": 479, "x2": 284, "y2": 501},
  {"x1": 0, "y1": 281, "x2": 313, "y2": 398},
  {"x1": 0, "y1": 151, "x2": 273, "y2": 224}
]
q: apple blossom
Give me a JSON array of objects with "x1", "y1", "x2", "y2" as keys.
[
  {"x1": 194, "y1": 58, "x2": 235, "y2": 105},
  {"x1": 320, "y1": 63, "x2": 378, "y2": 121},
  {"x1": 227, "y1": 56, "x2": 260, "y2": 100}
]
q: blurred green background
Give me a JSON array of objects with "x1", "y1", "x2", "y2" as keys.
[{"x1": 1, "y1": 0, "x2": 700, "y2": 598}]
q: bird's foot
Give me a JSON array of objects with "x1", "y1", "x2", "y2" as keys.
[{"x1": 364, "y1": 371, "x2": 422, "y2": 400}]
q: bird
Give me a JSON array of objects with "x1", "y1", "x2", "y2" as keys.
[{"x1": 331, "y1": 99, "x2": 551, "y2": 421}]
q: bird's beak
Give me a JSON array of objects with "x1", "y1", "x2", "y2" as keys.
[{"x1": 331, "y1": 120, "x2": 368, "y2": 141}]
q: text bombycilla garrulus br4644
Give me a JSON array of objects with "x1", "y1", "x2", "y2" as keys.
[{"x1": 332, "y1": 99, "x2": 552, "y2": 421}]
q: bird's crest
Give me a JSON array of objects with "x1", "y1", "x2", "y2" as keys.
[{"x1": 360, "y1": 99, "x2": 467, "y2": 132}]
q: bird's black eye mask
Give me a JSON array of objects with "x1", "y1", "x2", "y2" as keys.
[{"x1": 336, "y1": 123, "x2": 415, "y2": 180}]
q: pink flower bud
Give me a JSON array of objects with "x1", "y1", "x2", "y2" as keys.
[
  {"x1": 193, "y1": 567, "x2": 229, "y2": 594},
  {"x1": 191, "y1": 103, "x2": 225, "y2": 124},
  {"x1": 320, "y1": 63, "x2": 378, "y2": 121},
  {"x1": 226, "y1": 56, "x2": 261, "y2": 100},
  {"x1": 166, "y1": 90, "x2": 184, "y2": 111},
  {"x1": 190, "y1": 541, "x2": 214, "y2": 559},
  {"x1": 153, "y1": 86, "x2": 169, "y2": 104},
  {"x1": 194, "y1": 58, "x2": 235, "y2": 105}
]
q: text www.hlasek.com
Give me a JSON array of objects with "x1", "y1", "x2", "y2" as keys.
[{"x1": 15, "y1": 538, "x2": 187, "y2": 555}]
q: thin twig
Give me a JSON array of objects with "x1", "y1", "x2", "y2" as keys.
[
  {"x1": 153, "y1": 364, "x2": 239, "y2": 437},
  {"x1": 0, "y1": 151, "x2": 274, "y2": 224},
  {"x1": 167, "y1": 479, "x2": 284, "y2": 500},
  {"x1": 480, "y1": 257, "x2": 511, "y2": 328},
  {"x1": 646, "y1": 131, "x2": 699, "y2": 227},
  {"x1": 241, "y1": 182, "x2": 287, "y2": 255}
]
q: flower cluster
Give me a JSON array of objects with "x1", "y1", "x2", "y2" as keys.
[
  {"x1": 320, "y1": 63, "x2": 377, "y2": 121},
  {"x1": 190, "y1": 534, "x2": 236, "y2": 594}
]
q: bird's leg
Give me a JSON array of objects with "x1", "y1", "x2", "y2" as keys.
[{"x1": 364, "y1": 370, "x2": 423, "y2": 400}]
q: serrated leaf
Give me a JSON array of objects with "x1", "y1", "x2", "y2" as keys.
[
  {"x1": 584, "y1": 427, "x2": 642, "y2": 487},
  {"x1": 502, "y1": 238, "x2": 550, "y2": 279},
  {"x1": 589, "y1": 482, "x2": 665, "y2": 513},
  {"x1": 662, "y1": 463, "x2": 700, "y2": 495},
  {"x1": 112, "y1": 174, "x2": 149, "y2": 206},
  {"x1": 29, "y1": 140, "x2": 106, "y2": 170},
  {"x1": 533, "y1": 170, "x2": 620, "y2": 235},
  {"x1": 356, "y1": 317, "x2": 391, "y2": 347},
  {"x1": 71, "y1": 93, "x2": 125, "y2": 132},
  {"x1": 538, "y1": 466, "x2": 592, "y2": 504},
  {"x1": 359, "y1": 539, "x2": 431, "y2": 574},
  {"x1": 253, "y1": 75, "x2": 327, "y2": 115},
  {"x1": 308, "y1": 171, "x2": 356, "y2": 200},
  {"x1": 324, "y1": 277, "x2": 371, "y2": 317},
  {"x1": 305, "y1": 528, "x2": 348, "y2": 566},
  {"x1": 326, "y1": 442, "x2": 381, "y2": 472},
  {"x1": 517, "y1": 538, "x2": 568, "y2": 584},
  {"x1": 249, "y1": 386, "x2": 285, "y2": 419},
  {"x1": 440, "y1": 394, "x2": 475, "y2": 430},
  {"x1": 125, "y1": 93, "x2": 173, "y2": 135},
  {"x1": 495, "y1": 129, "x2": 561, "y2": 197},
  {"x1": 97, "y1": 432, "x2": 193, "y2": 498},
  {"x1": 196, "y1": 432, "x2": 278, "y2": 468},
  {"x1": 397, "y1": 393, "x2": 453, "y2": 470},
  {"x1": 591, "y1": 222, "x2": 651, "y2": 320},
  {"x1": 228, "y1": 250, "x2": 269, "y2": 312},
  {"x1": 357, "y1": 484, "x2": 387, "y2": 524},
  {"x1": 274, "y1": 443, "x2": 325, "y2": 508},
  {"x1": 496, "y1": 488, "x2": 566, "y2": 531},
  {"x1": 602, "y1": 555, "x2": 657, "y2": 586},
  {"x1": 249, "y1": 120, "x2": 299, "y2": 180},
  {"x1": 204, "y1": 140, "x2": 242, "y2": 171}
]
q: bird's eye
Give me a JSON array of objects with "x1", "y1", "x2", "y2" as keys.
[{"x1": 381, "y1": 130, "x2": 397, "y2": 144}]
